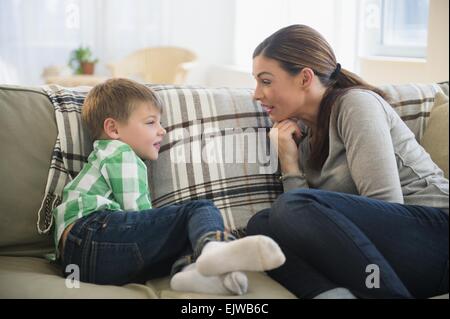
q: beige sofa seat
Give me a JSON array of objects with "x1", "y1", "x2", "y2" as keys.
[
  {"x1": 0, "y1": 256, "x2": 295, "y2": 299},
  {"x1": 0, "y1": 256, "x2": 157, "y2": 299},
  {"x1": 148, "y1": 272, "x2": 296, "y2": 299}
]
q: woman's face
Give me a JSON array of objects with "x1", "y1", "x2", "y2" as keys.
[{"x1": 252, "y1": 55, "x2": 305, "y2": 122}]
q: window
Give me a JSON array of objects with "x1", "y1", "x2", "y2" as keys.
[
  {"x1": 361, "y1": 0, "x2": 430, "y2": 58},
  {"x1": 0, "y1": 0, "x2": 163, "y2": 85}
]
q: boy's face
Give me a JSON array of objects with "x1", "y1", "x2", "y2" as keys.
[{"x1": 116, "y1": 102, "x2": 166, "y2": 160}]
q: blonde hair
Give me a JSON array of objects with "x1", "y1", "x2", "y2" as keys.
[{"x1": 82, "y1": 78, "x2": 162, "y2": 140}]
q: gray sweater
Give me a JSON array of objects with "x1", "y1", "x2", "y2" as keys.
[{"x1": 283, "y1": 89, "x2": 449, "y2": 214}]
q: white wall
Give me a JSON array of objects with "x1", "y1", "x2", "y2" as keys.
[
  {"x1": 426, "y1": 0, "x2": 449, "y2": 83},
  {"x1": 161, "y1": 0, "x2": 236, "y2": 86},
  {"x1": 360, "y1": 0, "x2": 449, "y2": 85},
  {"x1": 234, "y1": 0, "x2": 358, "y2": 72},
  {"x1": 163, "y1": 0, "x2": 235, "y2": 65}
]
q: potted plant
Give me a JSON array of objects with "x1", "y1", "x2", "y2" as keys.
[{"x1": 68, "y1": 46, "x2": 99, "y2": 75}]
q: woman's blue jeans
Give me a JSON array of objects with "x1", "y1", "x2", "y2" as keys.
[
  {"x1": 61, "y1": 200, "x2": 231, "y2": 285},
  {"x1": 247, "y1": 189, "x2": 449, "y2": 299}
]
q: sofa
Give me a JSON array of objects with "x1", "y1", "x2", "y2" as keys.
[{"x1": 0, "y1": 81, "x2": 448, "y2": 299}]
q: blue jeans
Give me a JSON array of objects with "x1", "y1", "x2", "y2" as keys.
[
  {"x1": 61, "y1": 200, "x2": 233, "y2": 285},
  {"x1": 247, "y1": 189, "x2": 449, "y2": 299}
]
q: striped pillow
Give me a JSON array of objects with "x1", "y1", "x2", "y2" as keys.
[
  {"x1": 146, "y1": 85, "x2": 282, "y2": 236},
  {"x1": 146, "y1": 82, "x2": 448, "y2": 235},
  {"x1": 380, "y1": 82, "x2": 448, "y2": 141}
]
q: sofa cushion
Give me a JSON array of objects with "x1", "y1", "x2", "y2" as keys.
[
  {"x1": 149, "y1": 83, "x2": 449, "y2": 235},
  {"x1": 380, "y1": 83, "x2": 447, "y2": 142},
  {"x1": 438, "y1": 81, "x2": 449, "y2": 96},
  {"x1": 420, "y1": 92, "x2": 449, "y2": 178},
  {"x1": 146, "y1": 271, "x2": 296, "y2": 299},
  {"x1": 148, "y1": 85, "x2": 282, "y2": 235},
  {"x1": 32, "y1": 84, "x2": 282, "y2": 238},
  {"x1": 0, "y1": 256, "x2": 158, "y2": 298},
  {"x1": 0, "y1": 256, "x2": 295, "y2": 298},
  {"x1": 0, "y1": 85, "x2": 57, "y2": 257}
]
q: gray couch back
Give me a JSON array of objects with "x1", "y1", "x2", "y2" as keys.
[{"x1": 0, "y1": 86, "x2": 56, "y2": 257}]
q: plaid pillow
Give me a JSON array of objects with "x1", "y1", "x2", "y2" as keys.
[
  {"x1": 40, "y1": 82, "x2": 448, "y2": 238},
  {"x1": 380, "y1": 82, "x2": 448, "y2": 142},
  {"x1": 146, "y1": 82, "x2": 449, "y2": 235},
  {"x1": 146, "y1": 85, "x2": 282, "y2": 236}
]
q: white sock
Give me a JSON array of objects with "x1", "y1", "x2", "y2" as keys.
[
  {"x1": 196, "y1": 235, "x2": 286, "y2": 276},
  {"x1": 313, "y1": 288, "x2": 356, "y2": 299},
  {"x1": 222, "y1": 271, "x2": 248, "y2": 295},
  {"x1": 170, "y1": 263, "x2": 248, "y2": 295}
]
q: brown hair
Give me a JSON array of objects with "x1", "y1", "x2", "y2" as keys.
[
  {"x1": 253, "y1": 24, "x2": 385, "y2": 170},
  {"x1": 82, "y1": 78, "x2": 162, "y2": 140}
]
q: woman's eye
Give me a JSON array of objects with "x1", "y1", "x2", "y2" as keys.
[
  {"x1": 261, "y1": 79, "x2": 271, "y2": 85},
  {"x1": 146, "y1": 122, "x2": 154, "y2": 125}
]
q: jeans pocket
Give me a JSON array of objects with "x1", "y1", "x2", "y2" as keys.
[{"x1": 86, "y1": 241, "x2": 144, "y2": 285}]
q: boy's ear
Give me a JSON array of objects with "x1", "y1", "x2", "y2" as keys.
[{"x1": 103, "y1": 118, "x2": 120, "y2": 139}]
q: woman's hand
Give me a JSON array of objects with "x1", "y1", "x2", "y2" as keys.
[{"x1": 269, "y1": 119, "x2": 302, "y2": 174}]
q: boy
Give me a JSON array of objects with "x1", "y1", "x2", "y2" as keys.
[{"x1": 54, "y1": 78, "x2": 285, "y2": 294}]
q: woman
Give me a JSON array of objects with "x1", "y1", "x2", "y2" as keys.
[{"x1": 247, "y1": 24, "x2": 449, "y2": 299}]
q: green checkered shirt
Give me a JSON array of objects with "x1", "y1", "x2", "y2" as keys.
[{"x1": 53, "y1": 139, "x2": 152, "y2": 250}]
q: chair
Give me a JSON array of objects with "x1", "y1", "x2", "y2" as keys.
[{"x1": 107, "y1": 47, "x2": 197, "y2": 84}]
